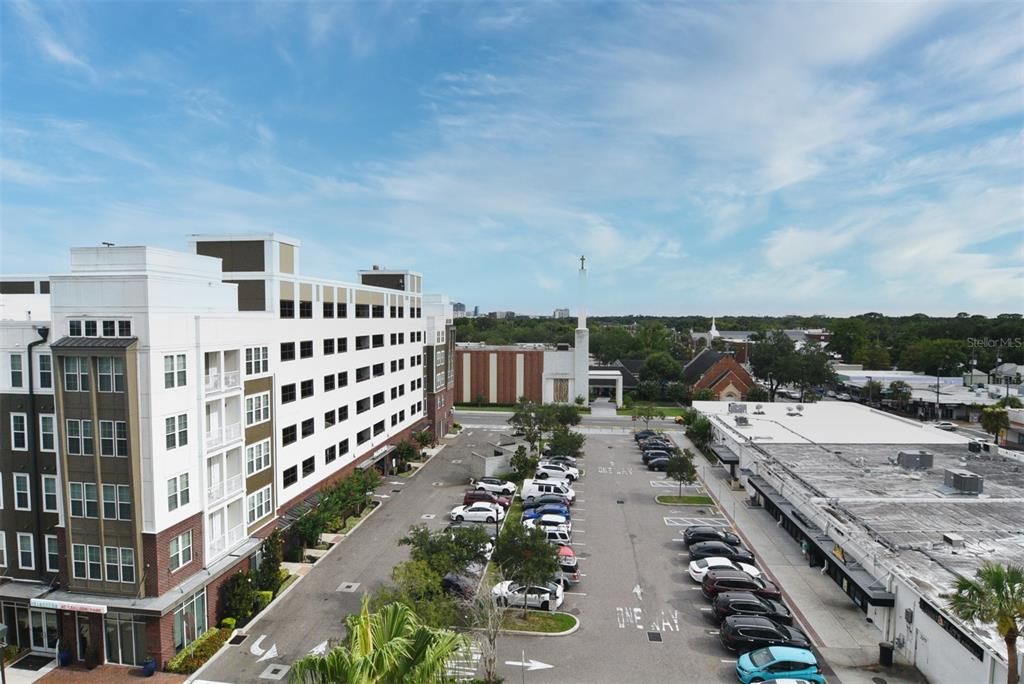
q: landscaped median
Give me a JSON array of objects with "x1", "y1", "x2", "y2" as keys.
[
  {"x1": 501, "y1": 611, "x2": 578, "y2": 635},
  {"x1": 166, "y1": 627, "x2": 233, "y2": 674},
  {"x1": 655, "y1": 494, "x2": 714, "y2": 505}
]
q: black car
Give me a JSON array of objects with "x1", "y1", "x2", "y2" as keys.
[
  {"x1": 441, "y1": 573, "x2": 476, "y2": 599},
  {"x1": 719, "y1": 615, "x2": 810, "y2": 653},
  {"x1": 522, "y1": 493, "x2": 572, "y2": 510},
  {"x1": 701, "y1": 570, "x2": 782, "y2": 600},
  {"x1": 683, "y1": 525, "x2": 741, "y2": 547},
  {"x1": 689, "y1": 540, "x2": 755, "y2": 564},
  {"x1": 642, "y1": 450, "x2": 673, "y2": 464},
  {"x1": 648, "y1": 457, "x2": 670, "y2": 471},
  {"x1": 634, "y1": 430, "x2": 659, "y2": 442},
  {"x1": 639, "y1": 439, "x2": 674, "y2": 451},
  {"x1": 711, "y1": 592, "x2": 792, "y2": 625}
]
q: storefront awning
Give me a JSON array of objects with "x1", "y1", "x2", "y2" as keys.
[
  {"x1": 31, "y1": 598, "x2": 107, "y2": 614},
  {"x1": 357, "y1": 444, "x2": 395, "y2": 470},
  {"x1": 710, "y1": 443, "x2": 741, "y2": 465}
]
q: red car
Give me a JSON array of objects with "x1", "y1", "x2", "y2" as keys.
[
  {"x1": 701, "y1": 569, "x2": 781, "y2": 600},
  {"x1": 463, "y1": 489, "x2": 512, "y2": 509}
]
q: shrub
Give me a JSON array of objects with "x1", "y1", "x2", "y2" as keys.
[
  {"x1": 254, "y1": 590, "x2": 273, "y2": 613},
  {"x1": 255, "y1": 529, "x2": 284, "y2": 592},
  {"x1": 219, "y1": 617, "x2": 236, "y2": 630},
  {"x1": 166, "y1": 628, "x2": 231, "y2": 674},
  {"x1": 220, "y1": 571, "x2": 256, "y2": 624},
  {"x1": 293, "y1": 509, "x2": 327, "y2": 548}
]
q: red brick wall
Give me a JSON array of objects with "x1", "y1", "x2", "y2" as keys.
[{"x1": 141, "y1": 511, "x2": 204, "y2": 597}]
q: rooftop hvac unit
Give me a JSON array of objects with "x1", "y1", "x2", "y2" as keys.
[
  {"x1": 942, "y1": 533, "x2": 966, "y2": 548},
  {"x1": 943, "y1": 468, "x2": 984, "y2": 495},
  {"x1": 968, "y1": 441, "x2": 982, "y2": 453},
  {"x1": 728, "y1": 403, "x2": 748, "y2": 414},
  {"x1": 734, "y1": 415, "x2": 750, "y2": 426},
  {"x1": 897, "y1": 450, "x2": 934, "y2": 471}
]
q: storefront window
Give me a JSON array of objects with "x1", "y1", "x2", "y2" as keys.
[
  {"x1": 104, "y1": 612, "x2": 146, "y2": 666},
  {"x1": 172, "y1": 589, "x2": 207, "y2": 652}
]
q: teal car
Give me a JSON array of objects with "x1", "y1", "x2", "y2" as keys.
[{"x1": 736, "y1": 646, "x2": 825, "y2": 683}]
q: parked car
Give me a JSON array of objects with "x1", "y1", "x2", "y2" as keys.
[
  {"x1": 441, "y1": 572, "x2": 476, "y2": 599},
  {"x1": 689, "y1": 540, "x2": 755, "y2": 564},
  {"x1": 639, "y1": 439, "x2": 674, "y2": 451},
  {"x1": 642, "y1": 449, "x2": 673, "y2": 464},
  {"x1": 835, "y1": 392, "x2": 852, "y2": 401},
  {"x1": 683, "y1": 525, "x2": 742, "y2": 547},
  {"x1": 522, "y1": 478, "x2": 576, "y2": 502},
  {"x1": 535, "y1": 462, "x2": 578, "y2": 482},
  {"x1": 541, "y1": 455, "x2": 578, "y2": 468},
  {"x1": 522, "y1": 493, "x2": 572, "y2": 510},
  {"x1": 492, "y1": 581, "x2": 564, "y2": 612},
  {"x1": 720, "y1": 616, "x2": 810, "y2": 653},
  {"x1": 647, "y1": 457, "x2": 670, "y2": 471},
  {"x1": 523, "y1": 513, "x2": 571, "y2": 534},
  {"x1": 473, "y1": 477, "x2": 517, "y2": 496},
  {"x1": 539, "y1": 528, "x2": 572, "y2": 545},
  {"x1": 522, "y1": 503, "x2": 571, "y2": 520},
  {"x1": 446, "y1": 520, "x2": 497, "y2": 540},
  {"x1": 688, "y1": 557, "x2": 762, "y2": 583},
  {"x1": 556, "y1": 545, "x2": 580, "y2": 586},
  {"x1": 702, "y1": 569, "x2": 781, "y2": 600},
  {"x1": 735, "y1": 646, "x2": 825, "y2": 684},
  {"x1": 933, "y1": 421, "x2": 958, "y2": 431},
  {"x1": 449, "y1": 502, "x2": 505, "y2": 523},
  {"x1": 712, "y1": 592, "x2": 792, "y2": 625},
  {"x1": 463, "y1": 489, "x2": 512, "y2": 509},
  {"x1": 634, "y1": 429, "x2": 659, "y2": 441}
]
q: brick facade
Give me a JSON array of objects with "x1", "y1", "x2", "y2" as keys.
[{"x1": 141, "y1": 511, "x2": 204, "y2": 597}]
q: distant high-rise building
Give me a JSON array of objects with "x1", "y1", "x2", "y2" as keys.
[
  {"x1": 473, "y1": 305, "x2": 479, "y2": 317},
  {"x1": 553, "y1": 308, "x2": 570, "y2": 319},
  {"x1": 452, "y1": 302, "x2": 466, "y2": 318}
]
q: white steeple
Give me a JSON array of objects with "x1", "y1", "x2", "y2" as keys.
[{"x1": 710, "y1": 316, "x2": 719, "y2": 338}]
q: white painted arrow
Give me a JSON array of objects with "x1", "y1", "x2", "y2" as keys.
[
  {"x1": 633, "y1": 584, "x2": 643, "y2": 601},
  {"x1": 504, "y1": 659, "x2": 553, "y2": 671},
  {"x1": 259, "y1": 644, "x2": 279, "y2": 662},
  {"x1": 309, "y1": 640, "x2": 329, "y2": 656},
  {"x1": 249, "y1": 635, "x2": 267, "y2": 657}
]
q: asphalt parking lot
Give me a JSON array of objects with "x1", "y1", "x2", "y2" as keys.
[{"x1": 492, "y1": 430, "x2": 741, "y2": 684}]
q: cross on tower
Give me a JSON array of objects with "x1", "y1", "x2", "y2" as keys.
[{"x1": 579, "y1": 255, "x2": 586, "y2": 271}]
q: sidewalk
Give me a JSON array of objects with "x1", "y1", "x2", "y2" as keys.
[{"x1": 670, "y1": 431, "x2": 928, "y2": 684}]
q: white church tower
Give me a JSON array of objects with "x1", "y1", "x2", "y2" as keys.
[{"x1": 574, "y1": 255, "x2": 590, "y2": 406}]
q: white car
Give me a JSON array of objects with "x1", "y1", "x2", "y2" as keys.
[
  {"x1": 535, "y1": 462, "x2": 578, "y2": 482},
  {"x1": 933, "y1": 421, "x2": 957, "y2": 431},
  {"x1": 492, "y1": 581, "x2": 564, "y2": 612},
  {"x1": 687, "y1": 557, "x2": 762, "y2": 583},
  {"x1": 523, "y1": 513, "x2": 571, "y2": 534},
  {"x1": 835, "y1": 392, "x2": 852, "y2": 401},
  {"x1": 450, "y1": 502, "x2": 505, "y2": 523},
  {"x1": 473, "y1": 477, "x2": 517, "y2": 496}
]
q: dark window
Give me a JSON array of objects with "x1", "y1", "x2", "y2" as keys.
[
  {"x1": 301, "y1": 418, "x2": 314, "y2": 437},
  {"x1": 410, "y1": 355, "x2": 416, "y2": 366},
  {"x1": 103, "y1": 320, "x2": 116, "y2": 336},
  {"x1": 338, "y1": 405, "x2": 349, "y2": 421},
  {"x1": 373, "y1": 420, "x2": 385, "y2": 436},
  {"x1": 355, "y1": 304, "x2": 369, "y2": 318},
  {"x1": 390, "y1": 360, "x2": 397, "y2": 373},
  {"x1": 299, "y1": 340, "x2": 313, "y2": 358},
  {"x1": 372, "y1": 305, "x2": 384, "y2": 318},
  {"x1": 281, "y1": 342, "x2": 295, "y2": 361},
  {"x1": 391, "y1": 387, "x2": 397, "y2": 399},
  {"x1": 302, "y1": 456, "x2": 315, "y2": 477},
  {"x1": 357, "y1": 428, "x2": 371, "y2": 445},
  {"x1": 323, "y1": 302, "x2": 335, "y2": 318},
  {"x1": 337, "y1": 337, "x2": 348, "y2": 353},
  {"x1": 372, "y1": 363, "x2": 384, "y2": 377},
  {"x1": 372, "y1": 334, "x2": 384, "y2": 348},
  {"x1": 399, "y1": 359, "x2": 405, "y2": 370},
  {"x1": 283, "y1": 466, "x2": 298, "y2": 487},
  {"x1": 339, "y1": 439, "x2": 349, "y2": 455},
  {"x1": 325, "y1": 445, "x2": 337, "y2": 463},
  {"x1": 299, "y1": 301, "x2": 312, "y2": 318},
  {"x1": 325, "y1": 410, "x2": 336, "y2": 427},
  {"x1": 323, "y1": 339, "x2": 335, "y2": 355},
  {"x1": 337, "y1": 303, "x2": 347, "y2": 318},
  {"x1": 85, "y1": 320, "x2": 97, "y2": 336},
  {"x1": 300, "y1": 379, "x2": 314, "y2": 398},
  {"x1": 357, "y1": 398, "x2": 370, "y2": 414},
  {"x1": 373, "y1": 392, "x2": 385, "y2": 407},
  {"x1": 356, "y1": 336, "x2": 369, "y2": 351},
  {"x1": 356, "y1": 367, "x2": 370, "y2": 382},
  {"x1": 324, "y1": 374, "x2": 336, "y2": 392},
  {"x1": 280, "y1": 300, "x2": 295, "y2": 318},
  {"x1": 391, "y1": 414, "x2": 398, "y2": 426},
  {"x1": 398, "y1": 306, "x2": 404, "y2": 318},
  {"x1": 118, "y1": 320, "x2": 132, "y2": 337},
  {"x1": 283, "y1": 425, "x2": 297, "y2": 445},
  {"x1": 70, "y1": 320, "x2": 82, "y2": 336},
  {"x1": 281, "y1": 383, "x2": 296, "y2": 403},
  {"x1": 390, "y1": 306, "x2": 397, "y2": 318},
  {"x1": 338, "y1": 371, "x2": 348, "y2": 387},
  {"x1": 390, "y1": 333, "x2": 397, "y2": 345}
]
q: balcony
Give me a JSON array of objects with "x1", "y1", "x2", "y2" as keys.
[
  {"x1": 207, "y1": 473, "x2": 243, "y2": 504},
  {"x1": 205, "y1": 422, "x2": 242, "y2": 450},
  {"x1": 204, "y1": 371, "x2": 241, "y2": 394},
  {"x1": 208, "y1": 523, "x2": 246, "y2": 558}
]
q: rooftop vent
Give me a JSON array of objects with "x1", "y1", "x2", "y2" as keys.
[
  {"x1": 944, "y1": 468, "x2": 983, "y2": 495},
  {"x1": 896, "y1": 450, "x2": 933, "y2": 471},
  {"x1": 753, "y1": 403, "x2": 765, "y2": 415},
  {"x1": 942, "y1": 533, "x2": 966, "y2": 549},
  {"x1": 728, "y1": 403, "x2": 748, "y2": 414},
  {"x1": 734, "y1": 415, "x2": 750, "y2": 426}
]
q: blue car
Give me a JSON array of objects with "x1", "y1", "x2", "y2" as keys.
[
  {"x1": 736, "y1": 646, "x2": 825, "y2": 684},
  {"x1": 522, "y1": 503, "x2": 571, "y2": 521}
]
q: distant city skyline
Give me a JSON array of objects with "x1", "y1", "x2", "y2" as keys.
[{"x1": 1, "y1": 2, "x2": 1021, "y2": 315}]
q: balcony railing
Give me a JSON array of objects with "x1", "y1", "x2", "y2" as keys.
[
  {"x1": 205, "y1": 371, "x2": 241, "y2": 394},
  {"x1": 205, "y1": 373, "x2": 221, "y2": 393},
  {"x1": 205, "y1": 422, "x2": 242, "y2": 450},
  {"x1": 208, "y1": 523, "x2": 247, "y2": 558},
  {"x1": 207, "y1": 473, "x2": 244, "y2": 503}
]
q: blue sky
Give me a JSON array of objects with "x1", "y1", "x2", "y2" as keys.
[{"x1": 1, "y1": 1, "x2": 1022, "y2": 316}]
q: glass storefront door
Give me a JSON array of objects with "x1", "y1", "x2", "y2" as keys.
[
  {"x1": 104, "y1": 612, "x2": 146, "y2": 666},
  {"x1": 29, "y1": 609, "x2": 58, "y2": 652}
]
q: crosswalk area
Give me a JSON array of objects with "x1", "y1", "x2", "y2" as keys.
[{"x1": 445, "y1": 641, "x2": 482, "y2": 681}]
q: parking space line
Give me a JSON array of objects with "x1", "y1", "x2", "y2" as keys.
[
  {"x1": 574, "y1": 529, "x2": 586, "y2": 534},
  {"x1": 573, "y1": 518, "x2": 586, "y2": 522},
  {"x1": 699, "y1": 607, "x2": 712, "y2": 612},
  {"x1": 706, "y1": 630, "x2": 719, "y2": 635},
  {"x1": 571, "y1": 542, "x2": 586, "y2": 546},
  {"x1": 720, "y1": 659, "x2": 737, "y2": 664},
  {"x1": 564, "y1": 592, "x2": 588, "y2": 597}
]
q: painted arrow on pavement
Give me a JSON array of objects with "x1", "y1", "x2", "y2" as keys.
[
  {"x1": 309, "y1": 640, "x2": 329, "y2": 656},
  {"x1": 633, "y1": 584, "x2": 643, "y2": 601},
  {"x1": 504, "y1": 659, "x2": 553, "y2": 672}
]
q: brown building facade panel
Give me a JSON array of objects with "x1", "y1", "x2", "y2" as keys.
[
  {"x1": 454, "y1": 349, "x2": 543, "y2": 406},
  {"x1": 196, "y1": 240, "x2": 266, "y2": 272}
]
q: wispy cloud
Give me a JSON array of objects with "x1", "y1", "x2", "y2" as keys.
[{"x1": 11, "y1": 0, "x2": 94, "y2": 75}]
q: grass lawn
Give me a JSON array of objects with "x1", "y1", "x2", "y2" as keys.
[
  {"x1": 656, "y1": 494, "x2": 715, "y2": 505},
  {"x1": 617, "y1": 406, "x2": 688, "y2": 417},
  {"x1": 501, "y1": 611, "x2": 577, "y2": 633},
  {"x1": 276, "y1": 572, "x2": 299, "y2": 596},
  {"x1": 340, "y1": 505, "x2": 376, "y2": 534},
  {"x1": 506, "y1": 499, "x2": 523, "y2": 525}
]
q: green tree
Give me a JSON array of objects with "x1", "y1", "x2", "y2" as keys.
[
  {"x1": 631, "y1": 402, "x2": 665, "y2": 430},
  {"x1": 793, "y1": 343, "x2": 837, "y2": 400},
  {"x1": 863, "y1": 380, "x2": 883, "y2": 403},
  {"x1": 293, "y1": 509, "x2": 327, "y2": 549},
  {"x1": 371, "y1": 560, "x2": 458, "y2": 630},
  {"x1": 634, "y1": 323, "x2": 671, "y2": 354},
  {"x1": 947, "y1": 563, "x2": 1024, "y2": 684},
  {"x1": 889, "y1": 381, "x2": 912, "y2": 411},
  {"x1": 981, "y1": 407, "x2": 1010, "y2": 443},
  {"x1": 899, "y1": 339, "x2": 966, "y2": 376},
  {"x1": 414, "y1": 430, "x2": 435, "y2": 449},
  {"x1": 460, "y1": 578, "x2": 506, "y2": 684},
  {"x1": 685, "y1": 415, "x2": 713, "y2": 452},
  {"x1": 220, "y1": 571, "x2": 257, "y2": 624},
  {"x1": 493, "y1": 524, "x2": 560, "y2": 617},
  {"x1": 692, "y1": 388, "x2": 716, "y2": 401},
  {"x1": 853, "y1": 342, "x2": 891, "y2": 370},
  {"x1": 828, "y1": 319, "x2": 868, "y2": 362},
  {"x1": 640, "y1": 351, "x2": 682, "y2": 384},
  {"x1": 745, "y1": 386, "x2": 769, "y2": 402},
  {"x1": 665, "y1": 381, "x2": 692, "y2": 404},
  {"x1": 552, "y1": 403, "x2": 582, "y2": 427},
  {"x1": 510, "y1": 445, "x2": 537, "y2": 480},
  {"x1": 748, "y1": 331, "x2": 799, "y2": 401},
  {"x1": 547, "y1": 427, "x2": 585, "y2": 457},
  {"x1": 290, "y1": 597, "x2": 467, "y2": 684},
  {"x1": 996, "y1": 396, "x2": 1023, "y2": 409},
  {"x1": 399, "y1": 525, "x2": 492, "y2": 578},
  {"x1": 509, "y1": 397, "x2": 543, "y2": 453},
  {"x1": 665, "y1": 449, "x2": 698, "y2": 497},
  {"x1": 637, "y1": 379, "x2": 662, "y2": 401},
  {"x1": 394, "y1": 440, "x2": 417, "y2": 468},
  {"x1": 255, "y1": 529, "x2": 284, "y2": 592}
]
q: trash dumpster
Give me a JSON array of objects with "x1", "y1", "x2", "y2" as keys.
[{"x1": 879, "y1": 641, "x2": 894, "y2": 666}]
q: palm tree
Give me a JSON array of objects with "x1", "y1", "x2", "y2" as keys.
[
  {"x1": 948, "y1": 562, "x2": 1024, "y2": 684},
  {"x1": 290, "y1": 597, "x2": 468, "y2": 684}
]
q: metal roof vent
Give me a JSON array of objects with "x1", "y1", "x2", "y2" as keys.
[{"x1": 942, "y1": 533, "x2": 966, "y2": 548}]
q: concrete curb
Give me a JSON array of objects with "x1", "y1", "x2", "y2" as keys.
[{"x1": 498, "y1": 612, "x2": 580, "y2": 637}]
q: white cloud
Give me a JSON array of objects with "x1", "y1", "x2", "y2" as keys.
[{"x1": 11, "y1": 0, "x2": 94, "y2": 75}]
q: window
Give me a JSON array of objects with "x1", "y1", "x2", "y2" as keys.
[
  {"x1": 72, "y1": 544, "x2": 86, "y2": 578},
  {"x1": 10, "y1": 413, "x2": 27, "y2": 450},
  {"x1": 391, "y1": 387, "x2": 397, "y2": 400},
  {"x1": 163, "y1": 354, "x2": 186, "y2": 388},
  {"x1": 372, "y1": 334, "x2": 384, "y2": 348},
  {"x1": 355, "y1": 304, "x2": 370, "y2": 318},
  {"x1": 67, "y1": 419, "x2": 94, "y2": 455},
  {"x1": 323, "y1": 302, "x2": 335, "y2": 318},
  {"x1": 281, "y1": 383, "x2": 296, "y2": 403},
  {"x1": 356, "y1": 367, "x2": 370, "y2": 383},
  {"x1": 300, "y1": 340, "x2": 313, "y2": 358},
  {"x1": 86, "y1": 544, "x2": 102, "y2": 579},
  {"x1": 10, "y1": 354, "x2": 23, "y2": 387},
  {"x1": 103, "y1": 484, "x2": 131, "y2": 520},
  {"x1": 357, "y1": 428, "x2": 371, "y2": 445},
  {"x1": 69, "y1": 320, "x2": 82, "y2": 336},
  {"x1": 300, "y1": 379, "x2": 314, "y2": 398},
  {"x1": 302, "y1": 456, "x2": 315, "y2": 477},
  {"x1": 245, "y1": 346, "x2": 269, "y2": 375},
  {"x1": 299, "y1": 300, "x2": 313, "y2": 319},
  {"x1": 103, "y1": 320, "x2": 116, "y2": 337},
  {"x1": 372, "y1": 363, "x2": 384, "y2": 377},
  {"x1": 39, "y1": 414, "x2": 56, "y2": 451},
  {"x1": 338, "y1": 371, "x2": 348, "y2": 387},
  {"x1": 42, "y1": 475, "x2": 58, "y2": 512},
  {"x1": 283, "y1": 466, "x2": 298, "y2": 488},
  {"x1": 339, "y1": 438, "x2": 349, "y2": 455},
  {"x1": 301, "y1": 418, "x2": 314, "y2": 437},
  {"x1": 69, "y1": 482, "x2": 98, "y2": 518},
  {"x1": 372, "y1": 305, "x2": 384, "y2": 318},
  {"x1": 120, "y1": 548, "x2": 136, "y2": 583},
  {"x1": 325, "y1": 444, "x2": 337, "y2": 464},
  {"x1": 337, "y1": 337, "x2": 348, "y2": 353},
  {"x1": 167, "y1": 473, "x2": 190, "y2": 511},
  {"x1": 282, "y1": 424, "x2": 297, "y2": 445},
  {"x1": 280, "y1": 299, "x2": 295, "y2": 318},
  {"x1": 323, "y1": 338, "x2": 335, "y2": 355},
  {"x1": 337, "y1": 302, "x2": 348, "y2": 318},
  {"x1": 0, "y1": 535, "x2": 5, "y2": 567},
  {"x1": 14, "y1": 473, "x2": 30, "y2": 510},
  {"x1": 38, "y1": 354, "x2": 52, "y2": 388},
  {"x1": 173, "y1": 590, "x2": 207, "y2": 653},
  {"x1": 373, "y1": 420, "x2": 385, "y2": 436},
  {"x1": 63, "y1": 357, "x2": 89, "y2": 391},
  {"x1": 247, "y1": 486, "x2": 273, "y2": 524},
  {"x1": 324, "y1": 374, "x2": 335, "y2": 392},
  {"x1": 85, "y1": 320, "x2": 98, "y2": 336},
  {"x1": 45, "y1": 535, "x2": 58, "y2": 572},
  {"x1": 356, "y1": 397, "x2": 370, "y2": 414},
  {"x1": 169, "y1": 531, "x2": 193, "y2": 571},
  {"x1": 165, "y1": 414, "x2": 188, "y2": 449},
  {"x1": 338, "y1": 405, "x2": 349, "y2": 422},
  {"x1": 100, "y1": 420, "x2": 128, "y2": 457},
  {"x1": 106, "y1": 547, "x2": 120, "y2": 582},
  {"x1": 373, "y1": 391, "x2": 384, "y2": 407},
  {"x1": 390, "y1": 360, "x2": 397, "y2": 373},
  {"x1": 118, "y1": 320, "x2": 132, "y2": 337},
  {"x1": 324, "y1": 409, "x2": 336, "y2": 427},
  {"x1": 17, "y1": 533, "x2": 34, "y2": 570},
  {"x1": 391, "y1": 413, "x2": 398, "y2": 426},
  {"x1": 356, "y1": 335, "x2": 369, "y2": 351},
  {"x1": 280, "y1": 342, "x2": 295, "y2": 361},
  {"x1": 98, "y1": 357, "x2": 125, "y2": 392},
  {"x1": 246, "y1": 393, "x2": 270, "y2": 426},
  {"x1": 246, "y1": 439, "x2": 271, "y2": 475}
]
